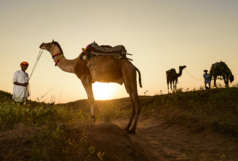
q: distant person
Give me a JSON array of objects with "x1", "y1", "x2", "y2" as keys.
[
  {"x1": 203, "y1": 69, "x2": 211, "y2": 89},
  {"x1": 13, "y1": 62, "x2": 29, "y2": 105}
]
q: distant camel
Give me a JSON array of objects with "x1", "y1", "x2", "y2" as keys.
[
  {"x1": 210, "y1": 61, "x2": 234, "y2": 88},
  {"x1": 40, "y1": 40, "x2": 142, "y2": 134},
  {"x1": 166, "y1": 66, "x2": 186, "y2": 94}
]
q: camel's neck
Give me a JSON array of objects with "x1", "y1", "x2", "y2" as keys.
[
  {"x1": 176, "y1": 68, "x2": 184, "y2": 77},
  {"x1": 48, "y1": 47, "x2": 76, "y2": 73},
  {"x1": 57, "y1": 57, "x2": 77, "y2": 73}
]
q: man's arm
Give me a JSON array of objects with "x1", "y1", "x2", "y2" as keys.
[{"x1": 14, "y1": 82, "x2": 28, "y2": 86}]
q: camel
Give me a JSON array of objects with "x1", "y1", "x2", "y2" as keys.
[
  {"x1": 39, "y1": 40, "x2": 142, "y2": 134},
  {"x1": 209, "y1": 61, "x2": 234, "y2": 88},
  {"x1": 166, "y1": 66, "x2": 186, "y2": 94}
]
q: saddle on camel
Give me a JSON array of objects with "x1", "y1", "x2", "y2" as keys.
[{"x1": 79, "y1": 41, "x2": 132, "y2": 61}]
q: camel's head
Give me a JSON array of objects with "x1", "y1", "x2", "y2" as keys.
[
  {"x1": 39, "y1": 40, "x2": 63, "y2": 54},
  {"x1": 230, "y1": 75, "x2": 234, "y2": 83},
  {"x1": 40, "y1": 40, "x2": 55, "y2": 51},
  {"x1": 179, "y1": 65, "x2": 187, "y2": 70}
]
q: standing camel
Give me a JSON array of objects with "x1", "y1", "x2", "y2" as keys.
[
  {"x1": 39, "y1": 40, "x2": 142, "y2": 134},
  {"x1": 166, "y1": 66, "x2": 186, "y2": 94},
  {"x1": 210, "y1": 61, "x2": 234, "y2": 88}
]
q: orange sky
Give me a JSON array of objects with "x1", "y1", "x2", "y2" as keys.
[{"x1": 1, "y1": 0, "x2": 238, "y2": 103}]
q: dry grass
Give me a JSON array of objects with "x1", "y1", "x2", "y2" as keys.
[{"x1": 140, "y1": 86, "x2": 238, "y2": 137}]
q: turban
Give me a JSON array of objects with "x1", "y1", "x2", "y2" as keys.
[
  {"x1": 204, "y1": 70, "x2": 208, "y2": 72},
  {"x1": 20, "y1": 62, "x2": 29, "y2": 67}
]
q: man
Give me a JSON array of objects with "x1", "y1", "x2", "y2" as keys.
[
  {"x1": 13, "y1": 62, "x2": 29, "y2": 105},
  {"x1": 203, "y1": 69, "x2": 211, "y2": 89}
]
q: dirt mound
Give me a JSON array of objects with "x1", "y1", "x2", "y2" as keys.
[{"x1": 84, "y1": 123, "x2": 149, "y2": 161}]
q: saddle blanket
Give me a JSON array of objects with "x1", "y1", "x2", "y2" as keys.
[
  {"x1": 210, "y1": 61, "x2": 230, "y2": 75},
  {"x1": 89, "y1": 42, "x2": 127, "y2": 55}
]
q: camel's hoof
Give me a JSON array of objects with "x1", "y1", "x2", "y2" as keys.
[{"x1": 127, "y1": 130, "x2": 136, "y2": 135}]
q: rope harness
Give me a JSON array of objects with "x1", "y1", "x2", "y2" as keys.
[
  {"x1": 27, "y1": 49, "x2": 44, "y2": 100},
  {"x1": 185, "y1": 68, "x2": 203, "y2": 81},
  {"x1": 29, "y1": 49, "x2": 43, "y2": 81},
  {"x1": 185, "y1": 68, "x2": 225, "y2": 82}
]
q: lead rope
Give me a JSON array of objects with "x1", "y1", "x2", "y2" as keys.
[
  {"x1": 185, "y1": 68, "x2": 204, "y2": 81},
  {"x1": 29, "y1": 49, "x2": 43, "y2": 80},
  {"x1": 27, "y1": 49, "x2": 44, "y2": 101}
]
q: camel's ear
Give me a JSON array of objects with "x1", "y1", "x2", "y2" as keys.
[{"x1": 52, "y1": 39, "x2": 54, "y2": 43}]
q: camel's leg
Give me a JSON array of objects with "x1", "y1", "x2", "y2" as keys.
[
  {"x1": 226, "y1": 78, "x2": 229, "y2": 88},
  {"x1": 122, "y1": 66, "x2": 141, "y2": 134},
  {"x1": 170, "y1": 81, "x2": 173, "y2": 93},
  {"x1": 223, "y1": 75, "x2": 228, "y2": 87},
  {"x1": 167, "y1": 82, "x2": 169, "y2": 94},
  {"x1": 172, "y1": 81, "x2": 175, "y2": 93},
  {"x1": 175, "y1": 80, "x2": 177, "y2": 92},
  {"x1": 124, "y1": 94, "x2": 135, "y2": 132},
  {"x1": 128, "y1": 90, "x2": 141, "y2": 134},
  {"x1": 214, "y1": 75, "x2": 217, "y2": 88},
  {"x1": 166, "y1": 78, "x2": 169, "y2": 94},
  {"x1": 81, "y1": 75, "x2": 95, "y2": 122}
]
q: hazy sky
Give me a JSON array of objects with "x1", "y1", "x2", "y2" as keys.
[{"x1": 1, "y1": 0, "x2": 238, "y2": 103}]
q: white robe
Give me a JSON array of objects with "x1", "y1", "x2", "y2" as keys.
[
  {"x1": 203, "y1": 73, "x2": 211, "y2": 84},
  {"x1": 12, "y1": 70, "x2": 29, "y2": 102}
]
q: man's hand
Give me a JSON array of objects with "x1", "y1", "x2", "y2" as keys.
[{"x1": 23, "y1": 82, "x2": 28, "y2": 86}]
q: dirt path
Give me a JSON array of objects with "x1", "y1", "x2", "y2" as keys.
[{"x1": 113, "y1": 116, "x2": 238, "y2": 161}]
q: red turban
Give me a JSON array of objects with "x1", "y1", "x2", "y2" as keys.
[{"x1": 20, "y1": 62, "x2": 29, "y2": 67}]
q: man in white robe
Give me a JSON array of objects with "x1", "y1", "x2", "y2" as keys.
[
  {"x1": 203, "y1": 69, "x2": 211, "y2": 89},
  {"x1": 13, "y1": 62, "x2": 29, "y2": 105}
]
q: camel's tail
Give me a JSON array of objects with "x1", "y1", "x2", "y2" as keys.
[{"x1": 135, "y1": 67, "x2": 142, "y2": 88}]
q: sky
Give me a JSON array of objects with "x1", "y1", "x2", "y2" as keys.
[{"x1": 1, "y1": 0, "x2": 238, "y2": 103}]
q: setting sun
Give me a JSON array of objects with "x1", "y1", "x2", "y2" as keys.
[{"x1": 92, "y1": 82, "x2": 115, "y2": 100}]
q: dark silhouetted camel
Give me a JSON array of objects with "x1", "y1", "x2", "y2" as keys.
[
  {"x1": 166, "y1": 66, "x2": 186, "y2": 94},
  {"x1": 210, "y1": 61, "x2": 234, "y2": 88}
]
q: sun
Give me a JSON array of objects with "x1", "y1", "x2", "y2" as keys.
[{"x1": 92, "y1": 82, "x2": 115, "y2": 100}]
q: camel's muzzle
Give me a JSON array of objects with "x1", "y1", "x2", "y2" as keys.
[{"x1": 39, "y1": 43, "x2": 44, "y2": 48}]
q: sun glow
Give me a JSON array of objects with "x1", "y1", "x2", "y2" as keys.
[{"x1": 92, "y1": 82, "x2": 115, "y2": 100}]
